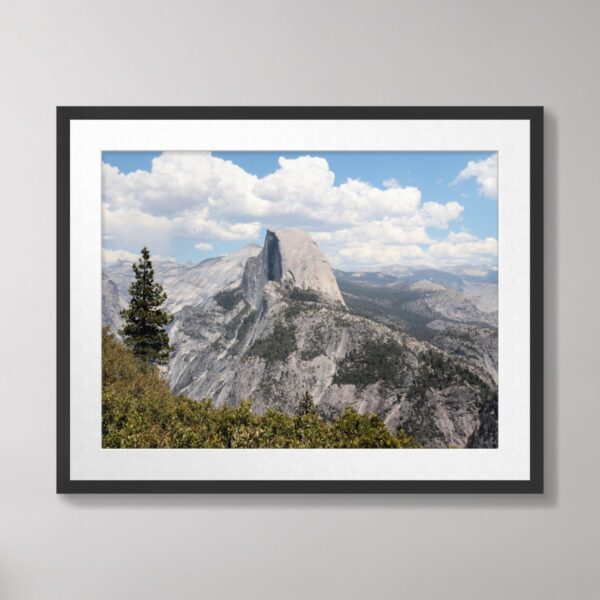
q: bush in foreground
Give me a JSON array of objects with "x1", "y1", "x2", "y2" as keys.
[{"x1": 102, "y1": 328, "x2": 419, "y2": 449}]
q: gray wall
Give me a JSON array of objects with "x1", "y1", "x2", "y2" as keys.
[{"x1": 1, "y1": 1, "x2": 597, "y2": 598}]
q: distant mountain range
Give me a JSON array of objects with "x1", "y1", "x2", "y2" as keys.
[{"x1": 103, "y1": 229, "x2": 498, "y2": 448}]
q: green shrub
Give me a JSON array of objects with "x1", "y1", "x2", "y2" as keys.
[
  {"x1": 327, "y1": 407, "x2": 419, "y2": 448},
  {"x1": 289, "y1": 287, "x2": 321, "y2": 303},
  {"x1": 102, "y1": 328, "x2": 418, "y2": 449},
  {"x1": 214, "y1": 288, "x2": 242, "y2": 311},
  {"x1": 407, "y1": 348, "x2": 491, "y2": 401},
  {"x1": 333, "y1": 337, "x2": 407, "y2": 389},
  {"x1": 247, "y1": 322, "x2": 297, "y2": 362}
]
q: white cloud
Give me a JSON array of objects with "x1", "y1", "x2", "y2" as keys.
[
  {"x1": 253, "y1": 158, "x2": 425, "y2": 227},
  {"x1": 194, "y1": 242, "x2": 214, "y2": 251},
  {"x1": 102, "y1": 248, "x2": 175, "y2": 264},
  {"x1": 453, "y1": 154, "x2": 498, "y2": 199},
  {"x1": 382, "y1": 177, "x2": 400, "y2": 189},
  {"x1": 102, "y1": 151, "x2": 496, "y2": 270},
  {"x1": 102, "y1": 153, "x2": 265, "y2": 218},
  {"x1": 255, "y1": 156, "x2": 334, "y2": 205},
  {"x1": 425, "y1": 233, "x2": 498, "y2": 267},
  {"x1": 313, "y1": 219, "x2": 431, "y2": 249},
  {"x1": 447, "y1": 231, "x2": 478, "y2": 243},
  {"x1": 325, "y1": 232, "x2": 497, "y2": 270},
  {"x1": 420, "y1": 201, "x2": 464, "y2": 228},
  {"x1": 103, "y1": 203, "x2": 261, "y2": 254},
  {"x1": 338, "y1": 243, "x2": 428, "y2": 266}
]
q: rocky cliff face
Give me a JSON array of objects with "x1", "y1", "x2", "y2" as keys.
[
  {"x1": 164, "y1": 245, "x2": 262, "y2": 312},
  {"x1": 167, "y1": 280, "x2": 496, "y2": 448},
  {"x1": 242, "y1": 229, "x2": 345, "y2": 308},
  {"x1": 102, "y1": 275, "x2": 126, "y2": 333},
  {"x1": 103, "y1": 229, "x2": 498, "y2": 448}
]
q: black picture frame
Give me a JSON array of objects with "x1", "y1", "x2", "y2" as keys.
[{"x1": 57, "y1": 106, "x2": 543, "y2": 494}]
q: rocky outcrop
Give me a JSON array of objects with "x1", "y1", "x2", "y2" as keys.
[
  {"x1": 242, "y1": 229, "x2": 345, "y2": 308},
  {"x1": 429, "y1": 324, "x2": 498, "y2": 385},
  {"x1": 102, "y1": 275, "x2": 126, "y2": 333},
  {"x1": 159, "y1": 245, "x2": 261, "y2": 312}
]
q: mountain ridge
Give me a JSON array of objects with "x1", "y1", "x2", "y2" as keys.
[{"x1": 102, "y1": 230, "x2": 498, "y2": 448}]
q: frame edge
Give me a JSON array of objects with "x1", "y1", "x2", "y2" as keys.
[{"x1": 56, "y1": 106, "x2": 544, "y2": 494}]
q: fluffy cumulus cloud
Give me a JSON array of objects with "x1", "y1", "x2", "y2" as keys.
[
  {"x1": 426, "y1": 233, "x2": 498, "y2": 267},
  {"x1": 454, "y1": 154, "x2": 498, "y2": 199},
  {"x1": 102, "y1": 152, "x2": 497, "y2": 269}
]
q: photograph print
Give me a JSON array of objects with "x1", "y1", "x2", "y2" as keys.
[{"x1": 101, "y1": 149, "x2": 499, "y2": 451}]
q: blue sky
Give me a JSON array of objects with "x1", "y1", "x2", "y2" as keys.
[{"x1": 101, "y1": 150, "x2": 498, "y2": 270}]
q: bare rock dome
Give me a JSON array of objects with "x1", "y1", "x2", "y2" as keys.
[{"x1": 242, "y1": 228, "x2": 345, "y2": 308}]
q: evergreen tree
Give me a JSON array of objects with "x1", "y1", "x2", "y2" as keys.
[
  {"x1": 296, "y1": 391, "x2": 317, "y2": 416},
  {"x1": 119, "y1": 247, "x2": 172, "y2": 365}
]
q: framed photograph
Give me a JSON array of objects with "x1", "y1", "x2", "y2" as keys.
[{"x1": 57, "y1": 106, "x2": 543, "y2": 493}]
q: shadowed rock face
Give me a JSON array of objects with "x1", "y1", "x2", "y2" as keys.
[
  {"x1": 242, "y1": 228, "x2": 345, "y2": 308},
  {"x1": 265, "y1": 232, "x2": 282, "y2": 282}
]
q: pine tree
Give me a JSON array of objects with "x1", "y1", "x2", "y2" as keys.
[
  {"x1": 119, "y1": 247, "x2": 173, "y2": 365},
  {"x1": 296, "y1": 391, "x2": 317, "y2": 416}
]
